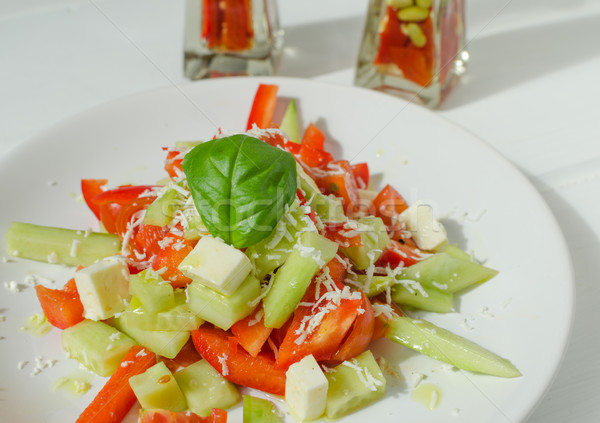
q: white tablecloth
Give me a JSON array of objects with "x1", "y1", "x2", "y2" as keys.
[{"x1": 1, "y1": 0, "x2": 599, "y2": 421}]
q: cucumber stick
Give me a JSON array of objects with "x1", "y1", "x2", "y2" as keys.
[
  {"x1": 387, "y1": 316, "x2": 521, "y2": 377},
  {"x1": 263, "y1": 231, "x2": 338, "y2": 329},
  {"x1": 243, "y1": 395, "x2": 283, "y2": 423},
  {"x1": 6, "y1": 222, "x2": 121, "y2": 267},
  {"x1": 279, "y1": 99, "x2": 300, "y2": 143},
  {"x1": 392, "y1": 284, "x2": 454, "y2": 313}
]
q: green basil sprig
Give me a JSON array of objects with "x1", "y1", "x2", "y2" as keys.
[{"x1": 182, "y1": 134, "x2": 297, "y2": 248}]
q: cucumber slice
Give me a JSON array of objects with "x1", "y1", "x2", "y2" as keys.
[
  {"x1": 186, "y1": 275, "x2": 261, "y2": 330},
  {"x1": 121, "y1": 293, "x2": 202, "y2": 332},
  {"x1": 392, "y1": 284, "x2": 454, "y2": 313},
  {"x1": 397, "y1": 252, "x2": 498, "y2": 293},
  {"x1": 174, "y1": 359, "x2": 241, "y2": 417},
  {"x1": 387, "y1": 316, "x2": 521, "y2": 377},
  {"x1": 129, "y1": 269, "x2": 175, "y2": 313},
  {"x1": 61, "y1": 320, "x2": 136, "y2": 377},
  {"x1": 143, "y1": 188, "x2": 183, "y2": 227},
  {"x1": 263, "y1": 231, "x2": 338, "y2": 329},
  {"x1": 350, "y1": 275, "x2": 395, "y2": 298},
  {"x1": 341, "y1": 216, "x2": 390, "y2": 270},
  {"x1": 243, "y1": 395, "x2": 283, "y2": 423},
  {"x1": 109, "y1": 316, "x2": 190, "y2": 359},
  {"x1": 279, "y1": 99, "x2": 300, "y2": 143},
  {"x1": 129, "y1": 362, "x2": 187, "y2": 412},
  {"x1": 245, "y1": 200, "x2": 314, "y2": 280},
  {"x1": 5, "y1": 222, "x2": 121, "y2": 267},
  {"x1": 325, "y1": 350, "x2": 386, "y2": 419}
]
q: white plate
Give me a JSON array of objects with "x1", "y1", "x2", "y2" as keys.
[{"x1": 0, "y1": 77, "x2": 573, "y2": 423}]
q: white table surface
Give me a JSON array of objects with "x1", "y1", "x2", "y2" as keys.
[{"x1": 1, "y1": 0, "x2": 599, "y2": 422}]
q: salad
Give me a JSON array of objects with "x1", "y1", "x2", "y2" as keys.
[{"x1": 4, "y1": 83, "x2": 520, "y2": 423}]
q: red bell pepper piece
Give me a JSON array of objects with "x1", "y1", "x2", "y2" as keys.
[
  {"x1": 371, "y1": 184, "x2": 409, "y2": 227},
  {"x1": 191, "y1": 324, "x2": 286, "y2": 396},
  {"x1": 76, "y1": 346, "x2": 156, "y2": 423},
  {"x1": 301, "y1": 123, "x2": 326, "y2": 150},
  {"x1": 81, "y1": 179, "x2": 107, "y2": 220},
  {"x1": 322, "y1": 222, "x2": 363, "y2": 248},
  {"x1": 246, "y1": 84, "x2": 279, "y2": 130},
  {"x1": 202, "y1": 0, "x2": 222, "y2": 48},
  {"x1": 376, "y1": 239, "x2": 424, "y2": 269},
  {"x1": 91, "y1": 185, "x2": 156, "y2": 208},
  {"x1": 351, "y1": 162, "x2": 369, "y2": 189},
  {"x1": 329, "y1": 291, "x2": 374, "y2": 363},
  {"x1": 164, "y1": 149, "x2": 184, "y2": 179},
  {"x1": 230, "y1": 307, "x2": 273, "y2": 357},
  {"x1": 161, "y1": 339, "x2": 203, "y2": 373},
  {"x1": 314, "y1": 160, "x2": 360, "y2": 212},
  {"x1": 34, "y1": 278, "x2": 84, "y2": 330}
]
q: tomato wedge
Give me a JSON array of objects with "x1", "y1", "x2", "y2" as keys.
[
  {"x1": 230, "y1": 307, "x2": 273, "y2": 357},
  {"x1": 246, "y1": 84, "x2": 278, "y2": 130},
  {"x1": 139, "y1": 408, "x2": 227, "y2": 423},
  {"x1": 329, "y1": 291, "x2": 374, "y2": 363},
  {"x1": 191, "y1": 324, "x2": 286, "y2": 396},
  {"x1": 351, "y1": 162, "x2": 369, "y2": 189},
  {"x1": 314, "y1": 160, "x2": 359, "y2": 213},
  {"x1": 322, "y1": 222, "x2": 362, "y2": 248},
  {"x1": 376, "y1": 239, "x2": 424, "y2": 269},
  {"x1": 371, "y1": 184, "x2": 409, "y2": 227},
  {"x1": 301, "y1": 123, "x2": 326, "y2": 150},
  {"x1": 152, "y1": 234, "x2": 196, "y2": 289},
  {"x1": 275, "y1": 277, "x2": 363, "y2": 369},
  {"x1": 35, "y1": 278, "x2": 84, "y2": 330},
  {"x1": 81, "y1": 179, "x2": 107, "y2": 219}
]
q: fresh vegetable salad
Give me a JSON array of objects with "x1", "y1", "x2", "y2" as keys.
[{"x1": 4, "y1": 83, "x2": 520, "y2": 423}]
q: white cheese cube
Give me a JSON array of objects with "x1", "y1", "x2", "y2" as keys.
[
  {"x1": 285, "y1": 354, "x2": 328, "y2": 421},
  {"x1": 74, "y1": 256, "x2": 130, "y2": 321},
  {"x1": 398, "y1": 200, "x2": 448, "y2": 251},
  {"x1": 178, "y1": 235, "x2": 252, "y2": 296}
]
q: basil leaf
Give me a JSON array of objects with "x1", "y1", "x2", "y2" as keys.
[{"x1": 182, "y1": 134, "x2": 297, "y2": 248}]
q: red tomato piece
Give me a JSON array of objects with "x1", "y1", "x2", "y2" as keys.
[
  {"x1": 246, "y1": 84, "x2": 278, "y2": 130},
  {"x1": 296, "y1": 189, "x2": 318, "y2": 225},
  {"x1": 139, "y1": 408, "x2": 227, "y2": 423},
  {"x1": 371, "y1": 184, "x2": 409, "y2": 227},
  {"x1": 275, "y1": 277, "x2": 362, "y2": 369},
  {"x1": 314, "y1": 160, "x2": 360, "y2": 213},
  {"x1": 301, "y1": 123, "x2": 326, "y2": 150},
  {"x1": 99, "y1": 202, "x2": 123, "y2": 235},
  {"x1": 329, "y1": 291, "x2": 375, "y2": 363},
  {"x1": 164, "y1": 150, "x2": 184, "y2": 179},
  {"x1": 152, "y1": 234, "x2": 196, "y2": 289},
  {"x1": 257, "y1": 131, "x2": 286, "y2": 148},
  {"x1": 371, "y1": 297, "x2": 403, "y2": 340},
  {"x1": 351, "y1": 162, "x2": 369, "y2": 189},
  {"x1": 91, "y1": 185, "x2": 156, "y2": 208},
  {"x1": 34, "y1": 278, "x2": 84, "y2": 330},
  {"x1": 76, "y1": 346, "x2": 156, "y2": 423},
  {"x1": 81, "y1": 179, "x2": 107, "y2": 220},
  {"x1": 376, "y1": 239, "x2": 424, "y2": 269},
  {"x1": 284, "y1": 140, "x2": 301, "y2": 155},
  {"x1": 298, "y1": 143, "x2": 334, "y2": 168},
  {"x1": 191, "y1": 324, "x2": 286, "y2": 396},
  {"x1": 322, "y1": 222, "x2": 363, "y2": 248},
  {"x1": 230, "y1": 307, "x2": 273, "y2": 357}
]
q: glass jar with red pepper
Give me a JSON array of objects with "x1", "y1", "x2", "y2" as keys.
[
  {"x1": 184, "y1": 0, "x2": 282, "y2": 79},
  {"x1": 355, "y1": 0, "x2": 467, "y2": 108}
]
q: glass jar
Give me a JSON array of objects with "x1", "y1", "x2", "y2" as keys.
[
  {"x1": 184, "y1": 0, "x2": 283, "y2": 79},
  {"x1": 354, "y1": 0, "x2": 468, "y2": 108}
]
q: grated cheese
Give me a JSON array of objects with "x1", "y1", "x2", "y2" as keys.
[{"x1": 218, "y1": 354, "x2": 229, "y2": 376}]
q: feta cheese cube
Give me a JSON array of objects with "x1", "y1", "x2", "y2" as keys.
[
  {"x1": 178, "y1": 235, "x2": 252, "y2": 296},
  {"x1": 398, "y1": 201, "x2": 448, "y2": 251},
  {"x1": 74, "y1": 256, "x2": 130, "y2": 321},
  {"x1": 285, "y1": 354, "x2": 328, "y2": 421}
]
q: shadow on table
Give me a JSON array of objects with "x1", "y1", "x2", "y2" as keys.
[
  {"x1": 441, "y1": 14, "x2": 600, "y2": 110},
  {"x1": 276, "y1": 16, "x2": 364, "y2": 79},
  {"x1": 523, "y1": 176, "x2": 600, "y2": 422}
]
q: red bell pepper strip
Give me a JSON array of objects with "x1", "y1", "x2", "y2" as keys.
[
  {"x1": 222, "y1": 0, "x2": 252, "y2": 51},
  {"x1": 81, "y1": 179, "x2": 107, "y2": 220},
  {"x1": 191, "y1": 324, "x2": 286, "y2": 396},
  {"x1": 230, "y1": 307, "x2": 273, "y2": 357},
  {"x1": 35, "y1": 278, "x2": 84, "y2": 330},
  {"x1": 329, "y1": 291, "x2": 374, "y2": 363},
  {"x1": 91, "y1": 185, "x2": 156, "y2": 208},
  {"x1": 246, "y1": 84, "x2": 279, "y2": 130},
  {"x1": 202, "y1": 0, "x2": 222, "y2": 49},
  {"x1": 76, "y1": 346, "x2": 156, "y2": 423},
  {"x1": 139, "y1": 408, "x2": 227, "y2": 423}
]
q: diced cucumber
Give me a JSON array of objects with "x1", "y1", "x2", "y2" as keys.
[
  {"x1": 341, "y1": 216, "x2": 390, "y2": 270},
  {"x1": 296, "y1": 164, "x2": 345, "y2": 223},
  {"x1": 387, "y1": 316, "x2": 521, "y2": 377},
  {"x1": 245, "y1": 200, "x2": 313, "y2": 280},
  {"x1": 397, "y1": 252, "x2": 498, "y2": 293},
  {"x1": 174, "y1": 359, "x2": 241, "y2": 417},
  {"x1": 143, "y1": 188, "x2": 183, "y2": 227},
  {"x1": 186, "y1": 275, "x2": 261, "y2": 330},
  {"x1": 5, "y1": 222, "x2": 121, "y2": 267},
  {"x1": 129, "y1": 269, "x2": 175, "y2": 313},
  {"x1": 183, "y1": 215, "x2": 209, "y2": 240},
  {"x1": 350, "y1": 275, "x2": 395, "y2": 297},
  {"x1": 280, "y1": 99, "x2": 300, "y2": 143},
  {"x1": 61, "y1": 320, "x2": 137, "y2": 377},
  {"x1": 243, "y1": 395, "x2": 282, "y2": 423},
  {"x1": 325, "y1": 350, "x2": 386, "y2": 419},
  {"x1": 392, "y1": 284, "x2": 454, "y2": 313},
  {"x1": 263, "y1": 231, "x2": 338, "y2": 329},
  {"x1": 129, "y1": 362, "x2": 187, "y2": 412},
  {"x1": 109, "y1": 316, "x2": 190, "y2": 359},
  {"x1": 120, "y1": 293, "x2": 202, "y2": 332}
]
